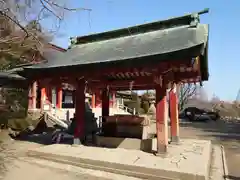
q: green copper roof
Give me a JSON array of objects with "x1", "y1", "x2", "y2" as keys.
[
  {"x1": 23, "y1": 9, "x2": 210, "y2": 80},
  {"x1": 72, "y1": 8, "x2": 209, "y2": 45},
  {"x1": 26, "y1": 24, "x2": 208, "y2": 67}
]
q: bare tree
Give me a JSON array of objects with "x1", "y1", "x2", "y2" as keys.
[
  {"x1": 0, "y1": 1, "x2": 91, "y2": 124},
  {"x1": 177, "y1": 83, "x2": 197, "y2": 111},
  {"x1": 0, "y1": 0, "x2": 91, "y2": 58}
]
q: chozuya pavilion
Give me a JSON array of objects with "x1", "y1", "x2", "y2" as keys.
[{"x1": 19, "y1": 9, "x2": 209, "y2": 153}]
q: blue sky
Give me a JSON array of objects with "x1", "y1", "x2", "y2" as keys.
[{"x1": 49, "y1": 0, "x2": 240, "y2": 101}]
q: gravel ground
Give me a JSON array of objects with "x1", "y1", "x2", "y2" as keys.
[{"x1": 0, "y1": 118, "x2": 240, "y2": 180}]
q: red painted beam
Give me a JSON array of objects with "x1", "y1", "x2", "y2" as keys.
[
  {"x1": 30, "y1": 58, "x2": 195, "y2": 81},
  {"x1": 89, "y1": 78, "x2": 201, "y2": 91},
  {"x1": 36, "y1": 70, "x2": 200, "y2": 93},
  {"x1": 43, "y1": 74, "x2": 199, "y2": 92},
  {"x1": 33, "y1": 58, "x2": 201, "y2": 93},
  {"x1": 95, "y1": 59, "x2": 194, "y2": 76},
  {"x1": 87, "y1": 71, "x2": 199, "y2": 88},
  {"x1": 108, "y1": 86, "x2": 155, "y2": 91}
]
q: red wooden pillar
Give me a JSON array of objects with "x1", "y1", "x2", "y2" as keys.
[
  {"x1": 102, "y1": 89, "x2": 109, "y2": 134},
  {"x1": 56, "y1": 87, "x2": 63, "y2": 109},
  {"x1": 28, "y1": 85, "x2": 32, "y2": 110},
  {"x1": 112, "y1": 91, "x2": 116, "y2": 108},
  {"x1": 102, "y1": 89, "x2": 109, "y2": 119},
  {"x1": 95, "y1": 90, "x2": 101, "y2": 107},
  {"x1": 28, "y1": 82, "x2": 37, "y2": 111},
  {"x1": 169, "y1": 83, "x2": 180, "y2": 143},
  {"x1": 91, "y1": 93, "x2": 96, "y2": 108},
  {"x1": 74, "y1": 81, "x2": 85, "y2": 144},
  {"x1": 72, "y1": 90, "x2": 76, "y2": 108},
  {"x1": 41, "y1": 87, "x2": 46, "y2": 111},
  {"x1": 155, "y1": 85, "x2": 168, "y2": 153},
  {"x1": 32, "y1": 81, "x2": 37, "y2": 109},
  {"x1": 47, "y1": 87, "x2": 52, "y2": 104}
]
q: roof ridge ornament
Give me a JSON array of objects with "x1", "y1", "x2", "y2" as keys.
[
  {"x1": 190, "y1": 13, "x2": 200, "y2": 27},
  {"x1": 197, "y1": 8, "x2": 209, "y2": 15},
  {"x1": 190, "y1": 8, "x2": 209, "y2": 28}
]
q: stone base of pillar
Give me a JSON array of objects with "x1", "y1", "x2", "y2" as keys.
[
  {"x1": 156, "y1": 144, "x2": 167, "y2": 154},
  {"x1": 73, "y1": 138, "x2": 82, "y2": 145},
  {"x1": 171, "y1": 136, "x2": 180, "y2": 144}
]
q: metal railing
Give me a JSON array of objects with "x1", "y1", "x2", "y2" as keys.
[
  {"x1": 117, "y1": 103, "x2": 136, "y2": 115},
  {"x1": 43, "y1": 111, "x2": 69, "y2": 129}
]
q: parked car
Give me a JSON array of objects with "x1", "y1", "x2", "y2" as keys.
[{"x1": 182, "y1": 107, "x2": 219, "y2": 121}]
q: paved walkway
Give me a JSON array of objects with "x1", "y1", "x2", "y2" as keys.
[{"x1": 179, "y1": 120, "x2": 240, "y2": 180}]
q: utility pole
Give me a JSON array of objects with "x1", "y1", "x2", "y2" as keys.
[{"x1": 236, "y1": 89, "x2": 240, "y2": 102}]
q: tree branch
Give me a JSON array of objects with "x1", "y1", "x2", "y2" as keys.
[
  {"x1": 40, "y1": 0, "x2": 62, "y2": 20},
  {"x1": 43, "y1": 0, "x2": 92, "y2": 11},
  {"x1": 0, "y1": 10, "x2": 29, "y2": 37},
  {"x1": 0, "y1": 0, "x2": 91, "y2": 60},
  {"x1": 178, "y1": 83, "x2": 197, "y2": 110}
]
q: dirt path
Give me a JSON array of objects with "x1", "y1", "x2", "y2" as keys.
[{"x1": 179, "y1": 120, "x2": 240, "y2": 180}]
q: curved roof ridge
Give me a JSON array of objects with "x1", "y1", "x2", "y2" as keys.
[{"x1": 71, "y1": 8, "x2": 209, "y2": 46}]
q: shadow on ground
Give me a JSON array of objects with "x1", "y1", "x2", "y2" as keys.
[{"x1": 12, "y1": 133, "x2": 53, "y2": 145}]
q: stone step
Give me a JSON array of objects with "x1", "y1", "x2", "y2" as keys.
[
  {"x1": 27, "y1": 139, "x2": 214, "y2": 180},
  {"x1": 20, "y1": 157, "x2": 144, "y2": 180}
]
